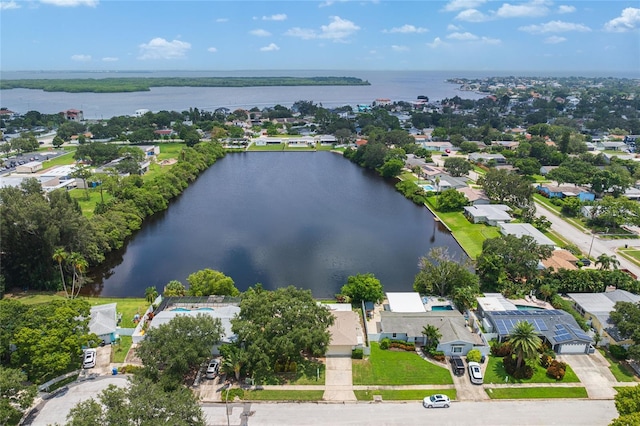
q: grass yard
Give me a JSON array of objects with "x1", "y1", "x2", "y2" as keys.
[
  {"x1": 352, "y1": 343, "x2": 453, "y2": 385},
  {"x1": 70, "y1": 189, "x2": 114, "y2": 218},
  {"x1": 248, "y1": 143, "x2": 285, "y2": 151},
  {"x1": 425, "y1": 198, "x2": 500, "y2": 259},
  {"x1": 486, "y1": 387, "x2": 588, "y2": 399},
  {"x1": 4, "y1": 291, "x2": 67, "y2": 305},
  {"x1": 156, "y1": 143, "x2": 186, "y2": 160},
  {"x1": 354, "y1": 389, "x2": 456, "y2": 401},
  {"x1": 254, "y1": 360, "x2": 325, "y2": 385},
  {"x1": 618, "y1": 249, "x2": 640, "y2": 268},
  {"x1": 399, "y1": 171, "x2": 418, "y2": 182},
  {"x1": 83, "y1": 297, "x2": 149, "y2": 328},
  {"x1": 543, "y1": 230, "x2": 571, "y2": 247},
  {"x1": 484, "y1": 355, "x2": 580, "y2": 384},
  {"x1": 599, "y1": 349, "x2": 638, "y2": 382},
  {"x1": 41, "y1": 150, "x2": 76, "y2": 170},
  {"x1": 112, "y1": 335, "x2": 133, "y2": 363},
  {"x1": 239, "y1": 390, "x2": 325, "y2": 401}
]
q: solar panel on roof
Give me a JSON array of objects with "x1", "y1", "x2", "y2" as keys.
[
  {"x1": 555, "y1": 333, "x2": 572, "y2": 342},
  {"x1": 568, "y1": 325, "x2": 591, "y2": 341},
  {"x1": 534, "y1": 319, "x2": 548, "y2": 331}
]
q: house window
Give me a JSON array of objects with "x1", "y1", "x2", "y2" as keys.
[
  {"x1": 392, "y1": 333, "x2": 397, "y2": 338},
  {"x1": 452, "y1": 346, "x2": 463, "y2": 353}
]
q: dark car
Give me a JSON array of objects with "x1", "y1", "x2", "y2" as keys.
[
  {"x1": 580, "y1": 258, "x2": 591, "y2": 266},
  {"x1": 450, "y1": 356, "x2": 465, "y2": 376}
]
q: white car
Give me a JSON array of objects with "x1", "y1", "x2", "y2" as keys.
[
  {"x1": 423, "y1": 394, "x2": 451, "y2": 408},
  {"x1": 83, "y1": 348, "x2": 97, "y2": 369},
  {"x1": 205, "y1": 359, "x2": 220, "y2": 379},
  {"x1": 468, "y1": 361, "x2": 483, "y2": 385}
]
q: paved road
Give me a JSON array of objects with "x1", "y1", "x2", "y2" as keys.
[
  {"x1": 535, "y1": 202, "x2": 640, "y2": 277},
  {"x1": 202, "y1": 400, "x2": 617, "y2": 426}
]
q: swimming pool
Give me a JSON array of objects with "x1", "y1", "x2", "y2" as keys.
[
  {"x1": 171, "y1": 307, "x2": 215, "y2": 312},
  {"x1": 516, "y1": 305, "x2": 545, "y2": 310},
  {"x1": 431, "y1": 306, "x2": 454, "y2": 311},
  {"x1": 422, "y1": 184, "x2": 436, "y2": 192}
]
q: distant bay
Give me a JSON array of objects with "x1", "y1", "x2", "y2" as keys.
[{"x1": 0, "y1": 70, "x2": 493, "y2": 119}]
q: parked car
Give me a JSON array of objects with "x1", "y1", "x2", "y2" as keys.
[
  {"x1": 83, "y1": 348, "x2": 97, "y2": 369},
  {"x1": 205, "y1": 359, "x2": 220, "y2": 379},
  {"x1": 423, "y1": 394, "x2": 451, "y2": 408},
  {"x1": 450, "y1": 356, "x2": 465, "y2": 376},
  {"x1": 468, "y1": 361, "x2": 483, "y2": 385}
]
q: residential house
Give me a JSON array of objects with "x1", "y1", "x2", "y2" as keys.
[
  {"x1": 324, "y1": 304, "x2": 363, "y2": 356},
  {"x1": 421, "y1": 141, "x2": 454, "y2": 152},
  {"x1": 596, "y1": 141, "x2": 628, "y2": 151},
  {"x1": 385, "y1": 292, "x2": 426, "y2": 313},
  {"x1": 64, "y1": 109, "x2": 84, "y2": 122},
  {"x1": 89, "y1": 303, "x2": 118, "y2": 345},
  {"x1": 536, "y1": 184, "x2": 595, "y2": 202},
  {"x1": 430, "y1": 173, "x2": 468, "y2": 190},
  {"x1": 568, "y1": 290, "x2": 640, "y2": 347},
  {"x1": 457, "y1": 187, "x2": 490, "y2": 205},
  {"x1": 468, "y1": 153, "x2": 506, "y2": 164},
  {"x1": 541, "y1": 249, "x2": 579, "y2": 271},
  {"x1": 498, "y1": 222, "x2": 556, "y2": 247},
  {"x1": 539, "y1": 165, "x2": 560, "y2": 176},
  {"x1": 463, "y1": 204, "x2": 512, "y2": 226}
]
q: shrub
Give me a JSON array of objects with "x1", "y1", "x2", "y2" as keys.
[
  {"x1": 429, "y1": 349, "x2": 446, "y2": 361},
  {"x1": 546, "y1": 360, "x2": 567, "y2": 380},
  {"x1": 503, "y1": 355, "x2": 534, "y2": 379},
  {"x1": 540, "y1": 354, "x2": 554, "y2": 369},
  {"x1": 610, "y1": 345, "x2": 629, "y2": 360},
  {"x1": 389, "y1": 340, "x2": 415, "y2": 351},
  {"x1": 491, "y1": 341, "x2": 512, "y2": 357},
  {"x1": 118, "y1": 365, "x2": 143, "y2": 375},
  {"x1": 352, "y1": 349, "x2": 364, "y2": 359},
  {"x1": 466, "y1": 349, "x2": 482, "y2": 363},
  {"x1": 223, "y1": 388, "x2": 245, "y2": 401},
  {"x1": 379, "y1": 338, "x2": 390, "y2": 350}
]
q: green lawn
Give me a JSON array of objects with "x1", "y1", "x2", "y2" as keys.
[
  {"x1": 352, "y1": 343, "x2": 453, "y2": 385},
  {"x1": 425, "y1": 198, "x2": 500, "y2": 259},
  {"x1": 400, "y1": 171, "x2": 418, "y2": 182},
  {"x1": 248, "y1": 143, "x2": 285, "y2": 151},
  {"x1": 83, "y1": 297, "x2": 149, "y2": 328},
  {"x1": 156, "y1": 143, "x2": 186, "y2": 160},
  {"x1": 253, "y1": 360, "x2": 325, "y2": 385},
  {"x1": 484, "y1": 356, "x2": 580, "y2": 384},
  {"x1": 41, "y1": 150, "x2": 76, "y2": 170},
  {"x1": 70, "y1": 188, "x2": 114, "y2": 218},
  {"x1": 599, "y1": 349, "x2": 638, "y2": 382},
  {"x1": 242, "y1": 390, "x2": 325, "y2": 401},
  {"x1": 4, "y1": 292, "x2": 67, "y2": 305},
  {"x1": 112, "y1": 335, "x2": 133, "y2": 363},
  {"x1": 618, "y1": 250, "x2": 640, "y2": 268},
  {"x1": 354, "y1": 389, "x2": 456, "y2": 401},
  {"x1": 486, "y1": 387, "x2": 588, "y2": 399}
]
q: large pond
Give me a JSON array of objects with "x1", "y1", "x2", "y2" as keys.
[{"x1": 87, "y1": 152, "x2": 466, "y2": 298}]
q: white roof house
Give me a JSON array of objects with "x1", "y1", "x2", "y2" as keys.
[
  {"x1": 498, "y1": 223, "x2": 555, "y2": 247},
  {"x1": 386, "y1": 292, "x2": 426, "y2": 313},
  {"x1": 149, "y1": 305, "x2": 241, "y2": 344},
  {"x1": 89, "y1": 303, "x2": 118, "y2": 344},
  {"x1": 463, "y1": 204, "x2": 512, "y2": 226}
]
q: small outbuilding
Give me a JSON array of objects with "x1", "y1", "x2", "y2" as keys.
[{"x1": 16, "y1": 161, "x2": 43, "y2": 174}]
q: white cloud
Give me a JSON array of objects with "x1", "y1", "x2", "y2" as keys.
[
  {"x1": 0, "y1": 1, "x2": 20, "y2": 10},
  {"x1": 427, "y1": 37, "x2": 447, "y2": 48},
  {"x1": 286, "y1": 16, "x2": 359, "y2": 42},
  {"x1": 481, "y1": 36, "x2": 501, "y2": 44},
  {"x1": 496, "y1": 1, "x2": 550, "y2": 18},
  {"x1": 71, "y1": 54, "x2": 91, "y2": 62},
  {"x1": 447, "y1": 31, "x2": 478, "y2": 40},
  {"x1": 263, "y1": 13, "x2": 287, "y2": 21},
  {"x1": 447, "y1": 24, "x2": 461, "y2": 31},
  {"x1": 138, "y1": 38, "x2": 191, "y2": 60},
  {"x1": 384, "y1": 24, "x2": 428, "y2": 34},
  {"x1": 207, "y1": 47, "x2": 218, "y2": 53},
  {"x1": 443, "y1": 0, "x2": 486, "y2": 12},
  {"x1": 557, "y1": 5, "x2": 575, "y2": 14},
  {"x1": 391, "y1": 45, "x2": 409, "y2": 51},
  {"x1": 250, "y1": 29, "x2": 272, "y2": 37},
  {"x1": 544, "y1": 35, "x2": 567, "y2": 44},
  {"x1": 519, "y1": 20, "x2": 591, "y2": 33},
  {"x1": 604, "y1": 7, "x2": 640, "y2": 33},
  {"x1": 215, "y1": 18, "x2": 228, "y2": 23},
  {"x1": 455, "y1": 9, "x2": 490, "y2": 22},
  {"x1": 102, "y1": 57, "x2": 118, "y2": 62},
  {"x1": 320, "y1": 16, "x2": 360, "y2": 40},
  {"x1": 40, "y1": 0, "x2": 98, "y2": 6},
  {"x1": 260, "y1": 43, "x2": 280, "y2": 52}
]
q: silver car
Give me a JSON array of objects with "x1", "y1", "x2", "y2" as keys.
[
  {"x1": 423, "y1": 394, "x2": 451, "y2": 408},
  {"x1": 205, "y1": 359, "x2": 220, "y2": 379},
  {"x1": 468, "y1": 361, "x2": 483, "y2": 385}
]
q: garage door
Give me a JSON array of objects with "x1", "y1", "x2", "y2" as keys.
[
  {"x1": 560, "y1": 343, "x2": 587, "y2": 354},
  {"x1": 326, "y1": 346, "x2": 352, "y2": 357}
]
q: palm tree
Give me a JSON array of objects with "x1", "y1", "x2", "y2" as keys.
[
  {"x1": 422, "y1": 324, "x2": 442, "y2": 350},
  {"x1": 68, "y1": 252, "x2": 88, "y2": 299},
  {"x1": 596, "y1": 253, "x2": 620, "y2": 270},
  {"x1": 222, "y1": 346, "x2": 247, "y2": 382},
  {"x1": 508, "y1": 321, "x2": 542, "y2": 369},
  {"x1": 52, "y1": 248, "x2": 69, "y2": 297},
  {"x1": 145, "y1": 286, "x2": 158, "y2": 304}
]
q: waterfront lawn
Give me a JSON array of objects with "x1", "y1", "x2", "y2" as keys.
[
  {"x1": 70, "y1": 189, "x2": 113, "y2": 218},
  {"x1": 156, "y1": 142, "x2": 185, "y2": 160},
  {"x1": 352, "y1": 343, "x2": 453, "y2": 385},
  {"x1": 599, "y1": 348, "x2": 638, "y2": 382},
  {"x1": 112, "y1": 335, "x2": 133, "y2": 363},
  {"x1": 486, "y1": 387, "x2": 587, "y2": 399},
  {"x1": 248, "y1": 143, "x2": 285, "y2": 151},
  {"x1": 354, "y1": 389, "x2": 456, "y2": 401},
  {"x1": 484, "y1": 355, "x2": 580, "y2": 384}
]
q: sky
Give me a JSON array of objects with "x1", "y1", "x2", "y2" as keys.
[{"x1": 0, "y1": 0, "x2": 639, "y2": 73}]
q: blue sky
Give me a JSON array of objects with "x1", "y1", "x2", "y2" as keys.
[{"x1": 1, "y1": 0, "x2": 639, "y2": 73}]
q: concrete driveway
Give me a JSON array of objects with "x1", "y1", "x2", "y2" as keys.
[
  {"x1": 450, "y1": 361, "x2": 490, "y2": 401},
  {"x1": 558, "y1": 352, "x2": 617, "y2": 399},
  {"x1": 323, "y1": 356, "x2": 356, "y2": 401}
]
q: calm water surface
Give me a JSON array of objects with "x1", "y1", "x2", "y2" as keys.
[{"x1": 88, "y1": 152, "x2": 465, "y2": 298}]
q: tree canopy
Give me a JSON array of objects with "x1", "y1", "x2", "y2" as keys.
[
  {"x1": 0, "y1": 366, "x2": 37, "y2": 426},
  {"x1": 231, "y1": 286, "x2": 334, "y2": 381},
  {"x1": 186, "y1": 269, "x2": 239, "y2": 297},
  {"x1": 340, "y1": 273, "x2": 384, "y2": 304},
  {"x1": 610, "y1": 302, "x2": 640, "y2": 360}
]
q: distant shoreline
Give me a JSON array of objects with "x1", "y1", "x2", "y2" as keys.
[{"x1": 0, "y1": 76, "x2": 371, "y2": 93}]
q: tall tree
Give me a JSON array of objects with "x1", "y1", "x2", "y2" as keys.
[
  {"x1": 413, "y1": 247, "x2": 479, "y2": 300},
  {"x1": 422, "y1": 325, "x2": 442, "y2": 350},
  {"x1": 443, "y1": 157, "x2": 472, "y2": 177},
  {"x1": 0, "y1": 367, "x2": 37, "y2": 426},
  {"x1": 596, "y1": 253, "x2": 620, "y2": 271},
  {"x1": 52, "y1": 247, "x2": 69, "y2": 296},
  {"x1": 508, "y1": 321, "x2": 542, "y2": 369},
  {"x1": 341, "y1": 273, "x2": 384, "y2": 303},
  {"x1": 186, "y1": 269, "x2": 240, "y2": 297},
  {"x1": 231, "y1": 286, "x2": 334, "y2": 381},
  {"x1": 136, "y1": 314, "x2": 223, "y2": 390}
]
